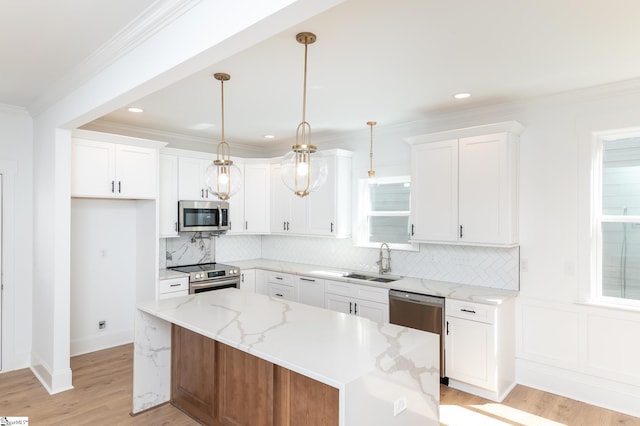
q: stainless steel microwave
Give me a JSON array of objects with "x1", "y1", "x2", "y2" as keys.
[{"x1": 178, "y1": 200, "x2": 229, "y2": 232}]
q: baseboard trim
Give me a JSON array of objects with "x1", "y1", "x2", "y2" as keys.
[
  {"x1": 71, "y1": 330, "x2": 133, "y2": 356},
  {"x1": 30, "y1": 352, "x2": 73, "y2": 395},
  {"x1": 517, "y1": 358, "x2": 640, "y2": 418}
]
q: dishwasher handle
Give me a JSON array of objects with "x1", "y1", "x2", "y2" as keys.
[{"x1": 389, "y1": 289, "x2": 444, "y2": 307}]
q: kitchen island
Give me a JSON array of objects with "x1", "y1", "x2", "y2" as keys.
[{"x1": 133, "y1": 288, "x2": 440, "y2": 425}]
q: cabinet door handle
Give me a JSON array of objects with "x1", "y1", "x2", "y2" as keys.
[
  {"x1": 460, "y1": 308, "x2": 476, "y2": 314},
  {"x1": 118, "y1": 181, "x2": 122, "y2": 193},
  {"x1": 283, "y1": 221, "x2": 287, "y2": 231},
  {"x1": 111, "y1": 181, "x2": 115, "y2": 193},
  {"x1": 241, "y1": 273, "x2": 245, "y2": 283},
  {"x1": 206, "y1": 189, "x2": 209, "y2": 198},
  {"x1": 201, "y1": 189, "x2": 204, "y2": 198},
  {"x1": 446, "y1": 321, "x2": 450, "y2": 335},
  {"x1": 460, "y1": 225, "x2": 463, "y2": 238},
  {"x1": 354, "y1": 302, "x2": 358, "y2": 315},
  {"x1": 330, "y1": 222, "x2": 334, "y2": 233},
  {"x1": 229, "y1": 221, "x2": 232, "y2": 230},
  {"x1": 174, "y1": 222, "x2": 178, "y2": 232},
  {"x1": 286, "y1": 221, "x2": 290, "y2": 231},
  {"x1": 411, "y1": 224, "x2": 415, "y2": 236},
  {"x1": 245, "y1": 221, "x2": 248, "y2": 230},
  {"x1": 349, "y1": 302, "x2": 353, "y2": 314}
]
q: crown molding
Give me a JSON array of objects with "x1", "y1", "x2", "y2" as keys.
[
  {"x1": 28, "y1": 0, "x2": 203, "y2": 117},
  {"x1": 0, "y1": 103, "x2": 29, "y2": 115},
  {"x1": 81, "y1": 119, "x2": 267, "y2": 157}
]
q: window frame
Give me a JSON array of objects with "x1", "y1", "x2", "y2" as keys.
[
  {"x1": 593, "y1": 130, "x2": 640, "y2": 308},
  {"x1": 354, "y1": 175, "x2": 418, "y2": 251}
]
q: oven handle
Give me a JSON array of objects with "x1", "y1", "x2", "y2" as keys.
[{"x1": 190, "y1": 277, "x2": 239, "y2": 290}]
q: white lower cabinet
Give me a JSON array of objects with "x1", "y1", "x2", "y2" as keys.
[
  {"x1": 297, "y1": 276, "x2": 325, "y2": 308},
  {"x1": 240, "y1": 269, "x2": 256, "y2": 292},
  {"x1": 324, "y1": 280, "x2": 389, "y2": 323},
  {"x1": 445, "y1": 298, "x2": 515, "y2": 401},
  {"x1": 158, "y1": 276, "x2": 189, "y2": 300},
  {"x1": 266, "y1": 272, "x2": 297, "y2": 302}
]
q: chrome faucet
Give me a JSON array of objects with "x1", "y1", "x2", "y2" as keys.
[{"x1": 377, "y1": 242, "x2": 391, "y2": 275}]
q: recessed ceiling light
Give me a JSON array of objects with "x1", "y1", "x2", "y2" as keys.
[
  {"x1": 127, "y1": 107, "x2": 144, "y2": 113},
  {"x1": 453, "y1": 93, "x2": 471, "y2": 99},
  {"x1": 263, "y1": 135, "x2": 275, "y2": 139}
]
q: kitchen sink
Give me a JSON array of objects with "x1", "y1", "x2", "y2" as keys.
[
  {"x1": 369, "y1": 277, "x2": 397, "y2": 283},
  {"x1": 343, "y1": 273, "x2": 373, "y2": 280},
  {"x1": 342, "y1": 272, "x2": 399, "y2": 283}
]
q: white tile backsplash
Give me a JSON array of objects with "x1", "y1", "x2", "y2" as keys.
[{"x1": 160, "y1": 233, "x2": 519, "y2": 290}]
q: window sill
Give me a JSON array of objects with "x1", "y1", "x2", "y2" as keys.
[{"x1": 576, "y1": 299, "x2": 640, "y2": 313}]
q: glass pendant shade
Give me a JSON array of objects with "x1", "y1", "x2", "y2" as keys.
[
  {"x1": 206, "y1": 72, "x2": 241, "y2": 201},
  {"x1": 281, "y1": 31, "x2": 325, "y2": 198},
  {"x1": 204, "y1": 159, "x2": 242, "y2": 201},
  {"x1": 281, "y1": 148, "x2": 328, "y2": 196}
]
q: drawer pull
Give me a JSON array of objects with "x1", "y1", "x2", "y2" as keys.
[
  {"x1": 275, "y1": 276, "x2": 283, "y2": 280},
  {"x1": 275, "y1": 293, "x2": 283, "y2": 297},
  {"x1": 460, "y1": 308, "x2": 476, "y2": 314},
  {"x1": 170, "y1": 283, "x2": 181, "y2": 287},
  {"x1": 300, "y1": 278, "x2": 315, "y2": 282}
]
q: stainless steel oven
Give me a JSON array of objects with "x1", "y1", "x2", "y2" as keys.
[{"x1": 169, "y1": 262, "x2": 240, "y2": 294}]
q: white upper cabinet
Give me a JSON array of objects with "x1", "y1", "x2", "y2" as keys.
[
  {"x1": 71, "y1": 136, "x2": 159, "y2": 199},
  {"x1": 306, "y1": 151, "x2": 352, "y2": 237},
  {"x1": 406, "y1": 121, "x2": 522, "y2": 246},
  {"x1": 228, "y1": 160, "x2": 270, "y2": 234},
  {"x1": 270, "y1": 163, "x2": 307, "y2": 234},
  {"x1": 226, "y1": 157, "x2": 245, "y2": 234},
  {"x1": 410, "y1": 139, "x2": 459, "y2": 242},
  {"x1": 159, "y1": 153, "x2": 179, "y2": 237},
  {"x1": 270, "y1": 149, "x2": 352, "y2": 238},
  {"x1": 178, "y1": 155, "x2": 216, "y2": 200},
  {"x1": 243, "y1": 162, "x2": 270, "y2": 233}
]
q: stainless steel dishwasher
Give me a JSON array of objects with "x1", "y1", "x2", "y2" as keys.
[{"x1": 389, "y1": 289, "x2": 447, "y2": 384}]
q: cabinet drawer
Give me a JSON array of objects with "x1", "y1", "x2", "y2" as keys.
[
  {"x1": 325, "y1": 280, "x2": 389, "y2": 303},
  {"x1": 446, "y1": 299, "x2": 495, "y2": 324},
  {"x1": 325, "y1": 280, "x2": 356, "y2": 298},
  {"x1": 354, "y1": 285, "x2": 388, "y2": 304},
  {"x1": 268, "y1": 283, "x2": 296, "y2": 301},
  {"x1": 267, "y1": 272, "x2": 294, "y2": 286},
  {"x1": 159, "y1": 277, "x2": 189, "y2": 294}
]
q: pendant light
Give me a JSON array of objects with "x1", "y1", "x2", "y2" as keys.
[
  {"x1": 204, "y1": 72, "x2": 241, "y2": 200},
  {"x1": 367, "y1": 121, "x2": 377, "y2": 178},
  {"x1": 281, "y1": 32, "x2": 327, "y2": 198}
]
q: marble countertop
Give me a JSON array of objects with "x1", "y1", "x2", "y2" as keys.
[
  {"x1": 158, "y1": 268, "x2": 190, "y2": 280},
  {"x1": 137, "y1": 288, "x2": 438, "y2": 390},
  {"x1": 225, "y1": 259, "x2": 518, "y2": 304}
]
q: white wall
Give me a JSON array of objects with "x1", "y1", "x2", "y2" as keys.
[
  {"x1": 514, "y1": 89, "x2": 640, "y2": 417},
  {"x1": 70, "y1": 199, "x2": 137, "y2": 356},
  {"x1": 0, "y1": 105, "x2": 33, "y2": 372}
]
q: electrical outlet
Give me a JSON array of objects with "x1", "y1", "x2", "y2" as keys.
[
  {"x1": 393, "y1": 397, "x2": 407, "y2": 416},
  {"x1": 98, "y1": 320, "x2": 106, "y2": 330}
]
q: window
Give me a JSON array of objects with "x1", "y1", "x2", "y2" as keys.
[
  {"x1": 355, "y1": 176, "x2": 416, "y2": 250},
  {"x1": 596, "y1": 133, "x2": 640, "y2": 306}
]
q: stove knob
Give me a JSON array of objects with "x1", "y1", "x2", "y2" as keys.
[{"x1": 195, "y1": 273, "x2": 201, "y2": 279}]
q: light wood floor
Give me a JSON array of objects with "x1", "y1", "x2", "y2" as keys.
[{"x1": 1, "y1": 344, "x2": 638, "y2": 425}]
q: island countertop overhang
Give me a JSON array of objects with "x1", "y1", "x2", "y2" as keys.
[{"x1": 136, "y1": 288, "x2": 438, "y2": 389}]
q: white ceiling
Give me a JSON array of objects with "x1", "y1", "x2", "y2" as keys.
[{"x1": 4, "y1": 0, "x2": 640, "y2": 149}]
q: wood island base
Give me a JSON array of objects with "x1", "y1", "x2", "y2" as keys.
[{"x1": 171, "y1": 325, "x2": 339, "y2": 425}]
